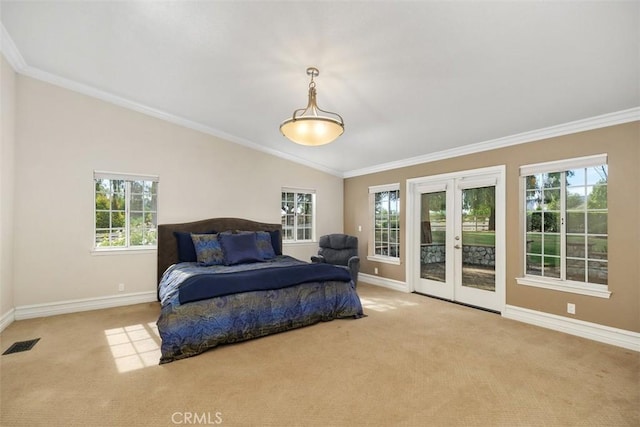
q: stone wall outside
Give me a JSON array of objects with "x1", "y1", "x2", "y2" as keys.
[{"x1": 421, "y1": 244, "x2": 495, "y2": 266}]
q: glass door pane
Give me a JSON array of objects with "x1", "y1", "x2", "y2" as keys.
[
  {"x1": 460, "y1": 186, "x2": 496, "y2": 292},
  {"x1": 420, "y1": 192, "x2": 447, "y2": 282}
]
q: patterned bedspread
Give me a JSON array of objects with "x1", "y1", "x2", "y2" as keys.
[{"x1": 156, "y1": 256, "x2": 364, "y2": 363}]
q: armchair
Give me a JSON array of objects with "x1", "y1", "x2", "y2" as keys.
[{"x1": 311, "y1": 234, "x2": 360, "y2": 285}]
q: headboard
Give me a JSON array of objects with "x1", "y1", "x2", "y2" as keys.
[{"x1": 157, "y1": 217, "x2": 282, "y2": 296}]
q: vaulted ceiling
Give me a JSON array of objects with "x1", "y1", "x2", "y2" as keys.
[{"x1": 2, "y1": 1, "x2": 638, "y2": 176}]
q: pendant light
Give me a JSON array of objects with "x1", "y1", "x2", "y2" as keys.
[{"x1": 280, "y1": 67, "x2": 344, "y2": 146}]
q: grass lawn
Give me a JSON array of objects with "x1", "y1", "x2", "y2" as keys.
[
  {"x1": 463, "y1": 231, "x2": 495, "y2": 245},
  {"x1": 430, "y1": 231, "x2": 495, "y2": 246}
]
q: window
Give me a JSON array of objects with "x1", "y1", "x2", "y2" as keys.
[
  {"x1": 281, "y1": 189, "x2": 315, "y2": 242},
  {"x1": 368, "y1": 183, "x2": 400, "y2": 263},
  {"x1": 94, "y1": 171, "x2": 159, "y2": 250},
  {"x1": 517, "y1": 155, "x2": 609, "y2": 298}
]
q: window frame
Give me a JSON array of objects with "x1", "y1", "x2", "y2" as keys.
[
  {"x1": 367, "y1": 183, "x2": 401, "y2": 265},
  {"x1": 93, "y1": 171, "x2": 159, "y2": 253},
  {"x1": 516, "y1": 154, "x2": 611, "y2": 298},
  {"x1": 281, "y1": 188, "x2": 316, "y2": 244}
]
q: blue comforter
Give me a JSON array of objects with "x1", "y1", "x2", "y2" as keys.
[
  {"x1": 157, "y1": 256, "x2": 364, "y2": 363},
  {"x1": 163, "y1": 256, "x2": 351, "y2": 304}
]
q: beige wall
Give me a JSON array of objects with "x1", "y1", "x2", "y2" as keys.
[
  {"x1": 4, "y1": 56, "x2": 638, "y2": 336},
  {"x1": 11, "y1": 75, "x2": 343, "y2": 307},
  {"x1": 345, "y1": 122, "x2": 640, "y2": 332},
  {"x1": 1, "y1": 55, "x2": 16, "y2": 317}
]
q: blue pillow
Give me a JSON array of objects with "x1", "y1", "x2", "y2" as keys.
[
  {"x1": 256, "y1": 231, "x2": 276, "y2": 260},
  {"x1": 190, "y1": 234, "x2": 225, "y2": 266},
  {"x1": 218, "y1": 232, "x2": 263, "y2": 265},
  {"x1": 174, "y1": 230, "x2": 215, "y2": 262},
  {"x1": 269, "y1": 230, "x2": 282, "y2": 255}
]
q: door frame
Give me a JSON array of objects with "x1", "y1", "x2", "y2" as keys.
[{"x1": 405, "y1": 165, "x2": 506, "y2": 312}]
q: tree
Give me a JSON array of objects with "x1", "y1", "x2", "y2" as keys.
[
  {"x1": 462, "y1": 186, "x2": 495, "y2": 231},
  {"x1": 94, "y1": 179, "x2": 126, "y2": 246},
  {"x1": 588, "y1": 182, "x2": 607, "y2": 209}
]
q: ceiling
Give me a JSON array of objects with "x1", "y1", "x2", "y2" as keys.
[{"x1": 1, "y1": 1, "x2": 638, "y2": 177}]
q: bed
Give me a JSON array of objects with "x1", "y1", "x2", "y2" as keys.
[{"x1": 156, "y1": 217, "x2": 364, "y2": 364}]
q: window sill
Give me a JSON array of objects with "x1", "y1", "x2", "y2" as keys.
[
  {"x1": 283, "y1": 240, "x2": 316, "y2": 246},
  {"x1": 367, "y1": 255, "x2": 401, "y2": 265},
  {"x1": 91, "y1": 247, "x2": 157, "y2": 256},
  {"x1": 516, "y1": 276, "x2": 611, "y2": 299}
]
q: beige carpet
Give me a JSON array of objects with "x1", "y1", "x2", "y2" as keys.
[{"x1": 1, "y1": 283, "x2": 638, "y2": 426}]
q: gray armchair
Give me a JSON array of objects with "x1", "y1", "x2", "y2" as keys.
[{"x1": 311, "y1": 234, "x2": 360, "y2": 285}]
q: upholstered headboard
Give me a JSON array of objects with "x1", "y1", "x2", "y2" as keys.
[{"x1": 157, "y1": 218, "x2": 282, "y2": 297}]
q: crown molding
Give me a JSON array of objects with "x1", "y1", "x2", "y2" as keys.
[
  {"x1": 23, "y1": 66, "x2": 344, "y2": 177},
  {"x1": 343, "y1": 107, "x2": 640, "y2": 178},
  {"x1": 3, "y1": 23, "x2": 637, "y2": 180},
  {"x1": 0, "y1": 23, "x2": 27, "y2": 72},
  {"x1": 0, "y1": 25, "x2": 343, "y2": 178}
]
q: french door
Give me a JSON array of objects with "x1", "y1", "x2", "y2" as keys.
[{"x1": 407, "y1": 167, "x2": 505, "y2": 312}]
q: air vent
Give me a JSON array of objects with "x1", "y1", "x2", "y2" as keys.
[{"x1": 3, "y1": 338, "x2": 40, "y2": 355}]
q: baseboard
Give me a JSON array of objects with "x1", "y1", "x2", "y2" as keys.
[
  {"x1": 352, "y1": 280, "x2": 639, "y2": 352},
  {"x1": 0, "y1": 308, "x2": 16, "y2": 333},
  {"x1": 14, "y1": 291, "x2": 158, "y2": 321},
  {"x1": 503, "y1": 304, "x2": 640, "y2": 352},
  {"x1": 359, "y1": 273, "x2": 409, "y2": 293},
  {"x1": 9, "y1": 288, "x2": 636, "y2": 353}
]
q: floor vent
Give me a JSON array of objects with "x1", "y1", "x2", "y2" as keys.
[{"x1": 3, "y1": 338, "x2": 40, "y2": 355}]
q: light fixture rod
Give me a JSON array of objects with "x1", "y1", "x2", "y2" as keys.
[
  {"x1": 280, "y1": 66, "x2": 344, "y2": 146},
  {"x1": 306, "y1": 67, "x2": 319, "y2": 79}
]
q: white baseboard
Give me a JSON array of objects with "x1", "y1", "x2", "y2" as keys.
[
  {"x1": 5, "y1": 287, "x2": 637, "y2": 353},
  {"x1": 356, "y1": 278, "x2": 639, "y2": 352},
  {"x1": 503, "y1": 304, "x2": 640, "y2": 352},
  {"x1": 359, "y1": 273, "x2": 409, "y2": 293},
  {"x1": 0, "y1": 308, "x2": 16, "y2": 333},
  {"x1": 13, "y1": 291, "x2": 158, "y2": 321}
]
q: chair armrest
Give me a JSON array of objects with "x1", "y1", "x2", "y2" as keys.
[
  {"x1": 310, "y1": 255, "x2": 325, "y2": 263},
  {"x1": 347, "y1": 256, "x2": 360, "y2": 285}
]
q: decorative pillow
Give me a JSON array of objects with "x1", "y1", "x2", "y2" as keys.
[
  {"x1": 190, "y1": 234, "x2": 224, "y2": 266},
  {"x1": 256, "y1": 231, "x2": 276, "y2": 260},
  {"x1": 174, "y1": 230, "x2": 215, "y2": 262},
  {"x1": 269, "y1": 230, "x2": 282, "y2": 255},
  {"x1": 218, "y1": 232, "x2": 263, "y2": 265}
]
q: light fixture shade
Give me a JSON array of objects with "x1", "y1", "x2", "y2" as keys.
[
  {"x1": 280, "y1": 67, "x2": 344, "y2": 146},
  {"x1": 280, "y1": 116, "x2": 344, "y2": 146}
]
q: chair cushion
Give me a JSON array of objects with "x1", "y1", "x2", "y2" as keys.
[
  {"x1": 319, "y1": 234, "x2": 358, "y2": 250},
  {"x1": 318, "y1": 234, "x2": 358, "y2": 266}
]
